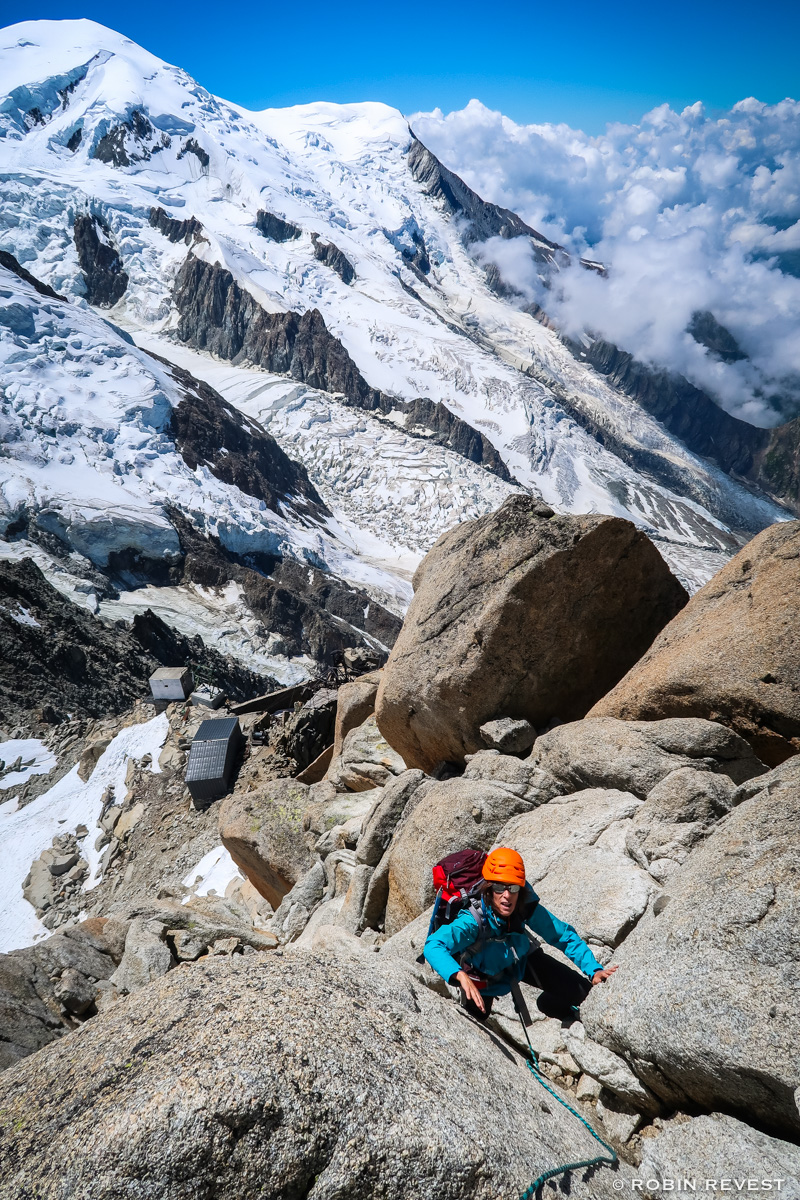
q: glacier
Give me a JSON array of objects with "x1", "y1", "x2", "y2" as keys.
[{"x1": 0, "y1": 18, "x2": 793, "y2": 678}]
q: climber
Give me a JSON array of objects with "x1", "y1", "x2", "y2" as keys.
[{"x1": 423, "y1": 847, "x2": 617, "y2": 1022}]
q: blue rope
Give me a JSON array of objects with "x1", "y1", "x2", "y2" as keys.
[{"x1": 515, "y1": 1011, "x2": 617, "y2": 1199}]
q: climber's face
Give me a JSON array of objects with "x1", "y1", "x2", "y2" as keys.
[{"x1": 489, "y1": 882, "x2": 519, "y2": 919}]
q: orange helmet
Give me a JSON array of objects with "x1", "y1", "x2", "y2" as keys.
[{"x1": 482, "y1": 847, "x2": 525, "y2": 888}]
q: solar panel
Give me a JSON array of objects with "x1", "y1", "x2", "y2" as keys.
[{"x1": 184, "y1": 717, "x2": 244, "y2": 809}]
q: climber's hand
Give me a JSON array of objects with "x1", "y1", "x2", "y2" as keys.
[
  {"x1": 455, "y1": 970, "x2": 486, "y2": 1012},
  {"x1": 592, "y1": 966, "x2": 618, "y2": 985}
]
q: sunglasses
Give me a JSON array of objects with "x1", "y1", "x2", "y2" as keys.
[{"x1": 489, "y1": 882, "x2": 521, "y2": 894}]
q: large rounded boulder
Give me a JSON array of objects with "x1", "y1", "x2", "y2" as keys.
[
  {"x1": 375, "y1": 496, "x2": 687, "y2": 771},
  {"x1": 0, "y1": 946, "x2": 631, "y2": 1199},
  {"x1": 590, "y1": 520, "x2": 800, "y2": 766}
]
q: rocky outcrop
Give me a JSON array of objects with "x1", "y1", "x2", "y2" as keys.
[
  {"x1": 177, "y1": 137, "x2": 209, "y2": 169},
  {"x1": 0, "y1": 894, "x2": 279, "y2": 1073},
  {"x1": 330, "y1": 670, "x2": 381, "y2": 757},
  {"x1": 479, "y1": 717, "x2": 536, "y2": 752},
  {"x1": 148, "y1": 205, "x2": 204, "y2": 245},
  {"x1": 582, "y1": 757, "x2": 800, "y2": 1139},
  {"x1": 160, "y1": 353, "x2": 328, "y2": 520},
  {"x1": 239, "y1": 556, "x2": 400, "y2": 664},
  {"x1": 579, "y1": 337, "x2": 765, "y2": 479},
  {"x1": 311, "y1": 233, "x2": 355, "y2": 283},
  {"x1": 91, "y1": 109, "x2": 162, "y2": 166},
  {"x1": 326, "y1": 714, "x2": 407, "y2": 791},
  {"x1": 624, "y1": 767, "x2": 737, "y2": 883},
  {"x1": 495, "y1": 787, "x2": 653, "y2": 953},
  {"x1": 687, "y1": 310, "x2": 747, "y2": 363},
  {"x1": 757, "y1": 415, "x2": 800, "y2": 514},
  {"x1": 0, "y1": 558, "x2": 274, "y2": 731},
  {"x1": 23, "y1": 831, "x2": 88, "y2": 930},
  {"x1": 590, "y1": 521, "x2": 800, "y2": 766},
  {"x1": 264, "y1": 688, "x2": 338, "y2": 776},
  {"x1": 401, "y1": 396, "x2": 512, "y2": 479},
  {"x1": 0, "y1": 919, "x2": 120, "y2": 1069},
  {"x1": 255, "y1": 210, "x2": 301, "y2": 241},
  {"x1": 217, "y1": 777, "x2": 322, "y2": 907},
  {"x1": 162, "y1": 512, "x2": 400, "y2": 668},
  {"x1": 172, "y1": 255, "x2": 513, "y2": 481},
  {"x1": 0, "y1": 250, "x2": 66, "y2": 301},
  {"x1": 408, "y1": 136, "x2": 560, "y2": 261},
  {"x1": 73, "y1": 213, "x2": 128, "y2": 307},
  {"x1": 216, "y1": 779, "x2": 373, "y2": 909},
  {"x1": 639, "y1": 1112, "x2": 800, "y2": 1185},
  {"x1": 174, "y1": 255, "x2": 387, "y2": 406},
  {"x1": 574, "y1": 337, "x2": 800, "y2": 514},
  {"x1": 530, "y1": 717, "x2": 766, "y2": 797},
  {"x1": 0, "y1": 949, "x2": 631, "y2": 1198},
  {"x1": 376, "y1": 496, "x2": 688, "y2": 771}
]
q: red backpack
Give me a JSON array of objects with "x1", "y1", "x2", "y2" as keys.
[
  {"x1": 430, "y1": 848, "x2": 488, "y2": 928},
  {"x1": 415, "y1": 848, "x2": 488, "y2": 967}
]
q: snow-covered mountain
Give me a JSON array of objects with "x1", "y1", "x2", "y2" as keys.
[{"x1": 0, "y1": 19, "x2": 792, "y2": 696}]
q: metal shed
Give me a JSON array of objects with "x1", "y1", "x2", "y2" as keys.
[
  {"x1": 185, "y1": 716, "x2": 244, "y2": 809},
  {"x1": 150, "y1": 666, "x2": 194, "y2": 702}
]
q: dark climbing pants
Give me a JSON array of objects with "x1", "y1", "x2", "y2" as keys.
[
  {"x1": 523, "y1": 949, "x2": 593, "y2": 1019},
  {"x1": 461, "y1": 949, "x2": 593, "y2": 1023}
]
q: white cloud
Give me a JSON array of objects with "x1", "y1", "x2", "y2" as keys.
[{"x1": 412, "y1": 97, "x2": 800, "y2": 427}]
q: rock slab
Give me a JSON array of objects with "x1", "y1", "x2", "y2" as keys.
[
  {"x1": 582, "y1": 757, "x2": 800, "y2": 1138},
  {"x1": 0, "y1": 949, "x2": 632, "y2": 1199}
]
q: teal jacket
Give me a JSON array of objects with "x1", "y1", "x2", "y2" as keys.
[{"x1": 423, "y1": 884, "x2": 603, "y2": 997}]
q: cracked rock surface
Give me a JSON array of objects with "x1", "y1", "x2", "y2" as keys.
[
  {"x1": 582, "y1": 757, "x2": 800, "y2": 1138},
  {"x1": 0, "y1": 948, "x2": 633, "y2": 1199}
]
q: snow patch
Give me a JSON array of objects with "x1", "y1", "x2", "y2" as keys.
[
  {"x1": 181, "y1": 843, "x2": 243, "y2": 900},
  {"x1": 0, "y1": 713, "x2": 168, "y2": 953},
  {"x1": 0, "y1": 737, "x2": 56, "y2": 790}
]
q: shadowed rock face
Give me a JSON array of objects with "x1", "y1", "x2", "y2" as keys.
[
  {"x1": 0, "y1": 949, "x2": 631, "y2": 1199},
  {"x1": 178, "y1": 138, "x2": 209, "y2": 168},
  {"x1": 255, "y1": 210, "x2": 301, "y2": 242},
  {"x1": 687, "y1": 311, "x2": 747, "y2": 364},
  {"x1": 376, "y1": 495, "x2": 688, "y2": 771},
  {"x1": 172, "y1": 255, "x2": 513, "y2": 481},
  {"x1": 148, "y1": 206, "x2": 204, "y2": 245},
  {"x1": 590, "y1": 520, "x2": 800, "y2": 766},
  {"x1": 164, "y1": 511, "x2": 399, "y2": 667},
  {"x1": 408, "y1": 137, "x2": 560, "y2": 261},
  {"x1": 0, "y1": 559, "x2": 274, "y2": 730},
  {"x1": 239, "y1": 559, "x2": 400, "y2": 664},
  {"x1": 0, "y1": 920, "x2": 120, "y2": 1070},
  {"x1": 156, "y1": 353, "x2": 328, "y2": 521},
  {"x1": 91, "y1": 109, "x2": 156, "y2": 167},
  {"x1": 174, "y1": 255, "x2": 386, "y2": 406},
  {"x1": 573, "y1": 337, "x2": 800, "y2": 514},
  {"x1": 578, "y1": 338, "x2": 767, "y2": 479},
  {"x1": 311, "y1": 233, "x2": 355, "y2": 283},
  {"x1": 73, "y1": 214, "x2": 128, "y2": 307},
  {"x1": 0, "y1": 251, "x2": 66, "y2": 302}
]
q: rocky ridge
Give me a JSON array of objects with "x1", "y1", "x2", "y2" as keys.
[
  {"x1": 1, "y1": 496, "x2": 799, "y2": 1193},
  {"x1": 172, "y1": 255, "x2": 514, "y2": 482},
  {"x1": 0, "y1": 557, "x2": 274, "y2": 735}
]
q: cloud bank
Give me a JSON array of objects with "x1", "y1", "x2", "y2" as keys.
[{"x1": 412, "y1": 98, "x2": 800, "y2": 427}]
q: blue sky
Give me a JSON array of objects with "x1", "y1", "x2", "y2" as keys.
[{"x1": 2, "y1": 0, "x2": 798, "y2": 132}]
